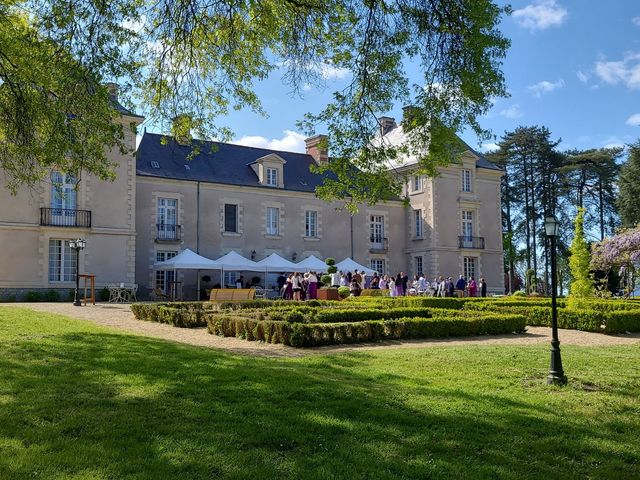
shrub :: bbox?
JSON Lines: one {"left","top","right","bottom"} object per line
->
{"left": 98, "top": 287, "right": 110, "bottom": 302}
{"left": 43, "top": 289, "right": 60, "bottom": 302}
{"left": 604, "top": 310, "right": 640, "bottom": 334}
{"left": 206, "top": 315, "right": 292, "bottom": 345}
{"left": 25, "top": 291, "right": 41, "bottom": 302}
{"left": 130, "top": 302, "right": 212, "bottom": 327}
{"left": 320, "top": 275, "right": 332, "bottom": 286}
{"left": 338, "top": 286, "right": 350, "bottom": 299}
{"left": 512, "top": 290, "right": 526, "bottom": 297}
{"left": 313, "top": 307, "right": 433, "bottom": 324}
{"left": 287, "top": 314, "right": 526, "bottom": 347}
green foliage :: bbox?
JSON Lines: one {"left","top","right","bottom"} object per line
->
{"left": 44, "top": 289, "right": 60, "bottom": 302}
{"left": 568, "top": 208, "right": 593, "bottom": 309}
{"left": 287, "top": 314, "right": 526, "bottom": 348}
{"left": 98, "top": 287, "right": 110, "bottom": 302}
{"left": 617, "top": 141, "right": 640, "bottom": 228}
{"left": 2, "top": 0, "right": 510, "bottom": 205}
{"left": 320, "top": 275, "right": 332, "bottom": 286}
{"left": 131, "top": 302, "right": 213, "bottom": 327}
{"left": 337, "top": 286, "right": 350, "bottom": 299}
{"left": 24, "top": 291, "right": 41, "bottom": 302}
{"left": 0, "top": 10, "right": 130, "bottom": 193}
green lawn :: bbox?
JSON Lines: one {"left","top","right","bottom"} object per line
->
{"left": 0, "top": 307, "right": 638, "bottom": 479}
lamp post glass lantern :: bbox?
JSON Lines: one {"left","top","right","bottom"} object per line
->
{"left": 544, "top": 215, "right": 566, "bottom": 385}
{"left": 70, "top": 238, "right": 86, "bottom": 306}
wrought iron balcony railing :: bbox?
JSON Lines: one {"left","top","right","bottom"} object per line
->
{"left": 458, "top": 236, "right": 485, "bottom": 249}
{"left": 369, "top": 236, "right": 388, "bottom": 253}
{"left": 156, "top": 224, "right": 181, "bottom": 242}
{"left": 40, "top": 208, "right": 91, "bottom": 228}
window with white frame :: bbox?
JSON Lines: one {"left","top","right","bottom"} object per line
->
{"left": 462, "top": 210, "right": 474, "bottom": 239}
{"left": 411, "top": 175, "right": 422, "bottom": 192}
{"left": 266, "top": 207, "right": 280, "bottom": 235}
{"left": 155, "top": 251, "right": 177, "bottom": 291}
{"left": 463, "top": 257, "right": 476, "bottom": 280}
{"left": 414, "top": 256, "right": 423, "bottom": 276}
{"left": 370, "top": 259, "right": 385, "bottom": 275}
{"left": 157, "top": 197, "right": 178, "bottom": 239}
{"left": 48, "top": 239, "right": 77, "bottom": 282}
{"left": 414, "top": 209, "right": 423, "bottom": 238}
{"left": 50, "top": 172, "right": 77, "bottom": 226}
{"left": 370, "top": 215, "right": 384, "bottom": 245}
{"left": 461, "top": 169, "right": 472, "bottom": 192}
{"left": 224, "top": 271, "right": 238, "bottom": 287}
{"left": 224, "top": 204, "right": 238, "bottom": 233}
{"left": 305, "top": 210, "right": 317, "bottom": 237}
{"left": 50, "top": 172, "right": 77, "bottom": 211}
{"left": 266, "top": 167, "right": 278, "bottom": 186}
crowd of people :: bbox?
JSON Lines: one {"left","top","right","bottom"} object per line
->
{"left": 273, "top": 270, "right": 488, "bottom": 299}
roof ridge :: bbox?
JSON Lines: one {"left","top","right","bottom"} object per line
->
{"left": 142, "top": 131, "right": 312, "bottom": 158}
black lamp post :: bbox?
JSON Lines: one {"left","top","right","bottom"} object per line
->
{"left": 544, "top": 215, "right": 566, "bottom": 385}
{"left": 70, "top": 238, "right": 86, "bottom": 307}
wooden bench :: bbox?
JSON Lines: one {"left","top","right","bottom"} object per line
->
{"left": 209, "top": 288, "right": 256, "bottom": 303}
{"left": 360, "top": 289, "right": 389, "bottom": 297}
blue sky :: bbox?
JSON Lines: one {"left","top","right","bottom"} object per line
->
{"left": 143, "top": 1, "right": 640, "bottom": 155}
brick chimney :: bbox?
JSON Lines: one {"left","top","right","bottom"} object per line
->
{"left": 305, "top": 134, "right": 328, "bottom": 164}
{"left": 106, "top": 82, "right": 119, "bottom": 102}
{"left": 378, "top": 116, "right": 397, "bottom": 135}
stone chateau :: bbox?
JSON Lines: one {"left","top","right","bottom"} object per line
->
{"left": 0, "top": 93, "right": 504, "bottom": 299}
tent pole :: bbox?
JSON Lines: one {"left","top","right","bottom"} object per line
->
{"left": 197, "top": 269, "right": 200, "bottom": 301}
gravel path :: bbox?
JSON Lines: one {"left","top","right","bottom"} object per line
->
{"left": 5, "top": 302, "right": 640, "bottom": 358}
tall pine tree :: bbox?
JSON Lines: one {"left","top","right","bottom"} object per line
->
{"left": 617, "top": 141, "right": 640, "bottom": 228}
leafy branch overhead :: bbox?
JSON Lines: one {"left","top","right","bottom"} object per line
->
{"left": 0, "top": 0, "right": 510, "bottom": 203}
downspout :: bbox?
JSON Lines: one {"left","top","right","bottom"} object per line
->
{"left": 350, "top": 214, "right": 354, "bottom": 259}
{"left": 196, "top": 181, "right": 200, "bottom": 253}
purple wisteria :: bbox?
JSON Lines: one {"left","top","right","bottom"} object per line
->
{"left": 591, "top": 227, "right": 640, "bottom": 271}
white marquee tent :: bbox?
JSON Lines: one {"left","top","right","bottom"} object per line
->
{"left": 213, "top": 251, "right": 264, "bottom": 272}
{"left": 336, "top": 258, "right": 376, "bottom": 276}
{"left": 256, "top": 253, "right": 299, "bottom": 273}
{"left": 295, "top": 255, "right": 328, "bottom": 272}
{"left": 154, "top": 249, "right": 220, "bottom": 298}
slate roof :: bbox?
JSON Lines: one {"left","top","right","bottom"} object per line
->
{"left": 136, "top": 132, "right": 332, "bottom": 192}
{"left": 112, "top": 99, "right": 144, "bottom": 119}
{"left": 459, "top": 139, "right": 502, "bottom": 171}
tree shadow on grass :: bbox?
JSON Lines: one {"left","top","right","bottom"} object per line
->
{"left": 0, "top": 332, "right": 637, "bottom": 479}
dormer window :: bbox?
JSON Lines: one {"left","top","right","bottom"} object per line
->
{"left": 266, "top": 167, "right": 278, "bottom": 187}
{"left": 248, "top": 153, "right": 286, "bottom": 188}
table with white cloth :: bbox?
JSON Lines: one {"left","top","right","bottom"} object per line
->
{"left": 107, "top": 283, "right": 138, "bottom": 303}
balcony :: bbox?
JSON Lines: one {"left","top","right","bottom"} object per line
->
{"left": 459, "top": 236, "right": 485, "bottom": 249}
{"left": 369, "top": 237, "right": 388, "bottom": 253}
{"left": 40, "top": 208, "right": 91, "bottom": 228}
{"left": 156, "top": 224, "right": 181, "bottom": 242}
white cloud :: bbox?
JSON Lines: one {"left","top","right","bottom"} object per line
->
{"left": 513, "top": 0, "right": 568, "bottom": 32}
{"left": 626, "top": 113, "right": 640, "bottom": 126}
{"left": 499, "top": 104, "right": 523, "bottom": 118}
{"left": 576, "top": 70, "right": 588, "bottom": 83}
{"left": 317, "top": 63, "right": 350, "bottom": 81}
{"left": 232, "top": 130, "right": 307, "bottom": 153}
{"left": 527, "top": 79, "right": 565, "bottom": 97}
{"left": 479, "top": 142, "right": 499, "bottom": 152}
{"left": 632, "top": 16, "right": 640, "bottom": 26}
{"left": 595, "top": 52, "right": 640, "bottom": 89}
{"left": 601, "top": 135, "right": 625, "bottom": 149}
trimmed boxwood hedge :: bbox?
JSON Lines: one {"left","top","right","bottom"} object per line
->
{"left": 131, "top": 302, "right": 213, "bottom": 327}
{"left": 207, "top": 313, "right": 526, "bottom": 347}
